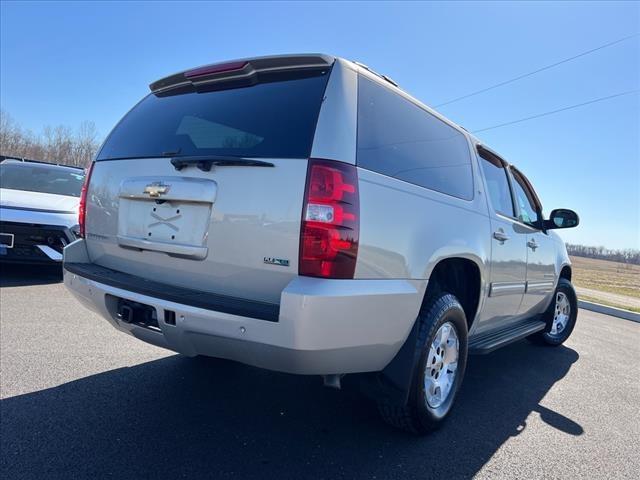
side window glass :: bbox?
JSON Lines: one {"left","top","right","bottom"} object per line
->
{"left": 478, "top": 150, "right": 515, "bottom": 217}
{"left": 356, "top": 75, "right": 474, "bottom": 200}
{"left": 511, "top": 171, "right": 541, "bottom": 226}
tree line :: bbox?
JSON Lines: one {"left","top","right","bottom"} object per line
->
{"left": 0, "top": 110, "right": 100, "bottom": 168}
{"left": 566, "top": 243, "right": 640, "bottom": 265}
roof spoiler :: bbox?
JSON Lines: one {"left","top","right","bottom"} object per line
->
{"left": 149, "top": 54, "right": 335, "bottom": 95}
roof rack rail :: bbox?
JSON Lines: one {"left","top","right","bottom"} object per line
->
{"left": 0, "top": 155, "right": 85, "bottom": 170}
{"left": 353, "top": 61, "right": 399, "bottom": 87}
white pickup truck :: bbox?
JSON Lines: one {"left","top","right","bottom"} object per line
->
{"left": 63, "top": 54, "right": 580, "bottom": 434}
{"left": 1, "top": 158, "right": 84, "bottom": 263}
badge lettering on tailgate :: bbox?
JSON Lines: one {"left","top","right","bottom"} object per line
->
{"left": 264, "top": 257, "right": 290, "bottom": 267}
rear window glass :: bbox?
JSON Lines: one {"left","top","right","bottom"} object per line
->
{"left": 97, "top": 72, "right": 330, "bottom": 161}
{"left": 357, "top": 76, "right": 473, "bottom": 200}
{"left": 0, "top": 163, "right": 85, "bottom": 197}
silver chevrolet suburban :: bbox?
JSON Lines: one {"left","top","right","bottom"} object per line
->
{"left": 63, "top": 54, "right": 580, "bottom": 434}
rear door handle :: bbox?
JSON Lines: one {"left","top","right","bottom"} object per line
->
{"left": 527, "top": 239, "right": 539, "bottom": 250}
{"left": 493, "top": 231, "right": 510, "bottom": 242}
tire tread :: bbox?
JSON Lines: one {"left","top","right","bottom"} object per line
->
{"left": 377, "top": 291, "right": 467, "bottom": 434}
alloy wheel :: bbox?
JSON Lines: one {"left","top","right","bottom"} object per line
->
{"left": 424, "top": 322, "right": 459, "bottom": 409}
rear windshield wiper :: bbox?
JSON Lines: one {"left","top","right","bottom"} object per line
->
{"left": 170, "top": 155, "right": 275, "bottom": 172}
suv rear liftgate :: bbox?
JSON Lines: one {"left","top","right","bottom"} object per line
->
{"left": 76, "top": 55, "right": 334, "bottom": 309}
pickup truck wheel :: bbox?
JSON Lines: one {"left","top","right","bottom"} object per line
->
{"left": 528, "top": 278, "right": 578, "bottom": 346}
{"left": 377, "top": 293, "right": 468, "bottom": 435}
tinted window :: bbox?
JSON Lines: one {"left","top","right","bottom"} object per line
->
{"left": 0, "top": 163, "right": 85, "bottom": 197}
{"left": 357, "top": 76, "right": 473, "bottom": 200}
{"left": 478, "top": 151, "right": 514, "bottom": 217}
{"left": 97, "top": 72, "right": 330, "bottom": 161}
{"left": 511, "top": 170, "right": 541, "bottom": 226}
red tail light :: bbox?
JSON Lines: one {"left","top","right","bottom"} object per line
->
{"left": 299, "top": 159, "right": 359, "bottom": 279}
{"left": 78, "top": 162, "right": 94, "bottom": 238}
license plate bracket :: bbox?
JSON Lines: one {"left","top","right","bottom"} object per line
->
{"left": 117, "top": 199, "right": 211, "bottom": 259}
{"left": 116, "top": 176, "right": 216, "bottom": 259}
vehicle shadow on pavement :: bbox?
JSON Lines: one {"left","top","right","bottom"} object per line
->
{"left": 0, "top": 263, "right": 62, "bottom": 287}
{"left": 1, "top": 343, "right": 580, "bottom": 479}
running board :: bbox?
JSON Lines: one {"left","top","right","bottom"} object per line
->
{"left": 469, "top": 319, "right": 546, "bottom": 355}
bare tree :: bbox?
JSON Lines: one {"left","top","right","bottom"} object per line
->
{"left": 72, "top": 121, "right": 99, "bottom": 167}
{"left": 0, "top": 110, "right": 100, "bottom": 167}
{"left": 43, "top": 125, "right": 74, "bottom": 164}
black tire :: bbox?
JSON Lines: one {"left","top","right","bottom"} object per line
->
{"left": 528, "top": 278, "right": 578, "bottom": 346}
{"left": 378, "top": 292, "right": 468, "bottom": 435}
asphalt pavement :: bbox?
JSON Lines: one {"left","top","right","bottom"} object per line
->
{"left": 1, "top": 264, "right": 639, "bottom": 479}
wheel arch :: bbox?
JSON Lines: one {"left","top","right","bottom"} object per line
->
{"left": 559, "top": 264, "right": 572, "bottom": 281}
{"left": 422, "top": 253, "right": 486, "bottom": 331}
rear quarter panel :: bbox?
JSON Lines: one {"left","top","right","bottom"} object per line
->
{"left": 355, "top": 166, "right": 491, "bottom": 287}
{"left": 350, "top": 64, "right": 491, "bottom": 304}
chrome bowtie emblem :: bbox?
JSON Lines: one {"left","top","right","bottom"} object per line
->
{"left": 143, "top": 182, "right": 170, "bottom": 197}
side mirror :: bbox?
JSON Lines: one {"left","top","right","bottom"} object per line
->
{"left": 545, "top": 209, "right": 579, "bottom": 230}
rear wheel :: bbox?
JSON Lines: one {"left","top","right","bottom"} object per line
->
{"left": 528, "top": 278, "right": 578, "bottom": 346}
{"left": 378, "top": 292, "right": 468, "bottom": 435}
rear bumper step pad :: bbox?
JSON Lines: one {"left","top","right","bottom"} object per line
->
{"left": 63, "top": 262, "right": 280, "bottom": 322}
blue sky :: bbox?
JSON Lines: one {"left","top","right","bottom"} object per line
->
{"left": 1, "top": 1, "right": 638, "bottom": 249}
